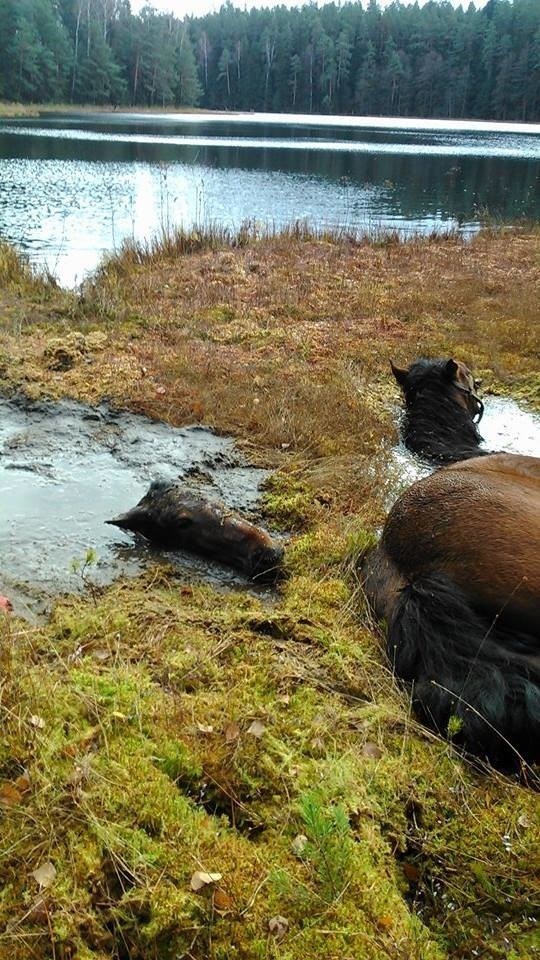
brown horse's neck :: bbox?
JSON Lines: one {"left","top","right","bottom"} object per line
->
{"left": 401, "top": 391, "right": 488, "bottom": 465}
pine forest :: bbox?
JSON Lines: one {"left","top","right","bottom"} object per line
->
{"left": 0, "top": 0, "right": 538, "bottom": 123}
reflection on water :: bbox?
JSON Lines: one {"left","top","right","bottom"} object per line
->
{"left": 0, "top": 112, "right": 538, "bottom": 286}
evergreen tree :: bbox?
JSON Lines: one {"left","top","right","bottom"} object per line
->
{"left": 177, "top": 27, "right": 202, "bottom": 107}
{"left": 354, "top": 40, "right": 377, "bottom": 115}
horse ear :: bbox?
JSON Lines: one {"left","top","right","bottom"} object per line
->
{"left": 390, "top": 360, "right": 409, "bottom": 388}
{"left": 444, "top": 358, "right": 459, "bottom": 381}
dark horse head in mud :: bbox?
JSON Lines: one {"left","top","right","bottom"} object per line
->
{"left": 363, "top": 358, "right": 540, "bottom": 772}
{"left": 108, "top": 481, "right": 284, "bottom": 584}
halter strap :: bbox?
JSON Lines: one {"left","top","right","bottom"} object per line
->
{"left": 452, "top": 382, "right": 484, "bottom": 423}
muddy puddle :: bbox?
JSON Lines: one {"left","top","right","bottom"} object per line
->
{"left": 390, "top": 395, "right": 540, "bottom": 492}
{"left": 0, "top": 396, "right": 271, "bottom": 619}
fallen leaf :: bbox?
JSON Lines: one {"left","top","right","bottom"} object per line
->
{"left": 377, "top": 914, "right": 394, "bottom": 931}
{"left": 268, "top": 915, "right": 289, "bottom": 939}
{"left": 0, "top": 595, "right": 13, "bottom": 613}
{"left": 517, "top": 813, "right": 532, "bottom": 829}
{"left": 29, "top": 715, "right": 45, "bottom": 730}
{"left": 93, "top": 648, "right": 111, "bottom": 661}
{"left": 25, "top": 897, "right": 50, "bottom": 925}
{"left": 224, "top": 721, "right": 240, "bottom": 743}
{"left": 156, "top": 386, "right": 166, "bottom": 395}
{"left": 402, "top": 863, "right": 420, "bottom": 883}
{"left": 190, "top": 870, "right": 222, "bottom": 892}
{"left": 213, "top": 888, "right": 234, "bottom": 913}
{"left": 362, "top": 741, "right": 383, "bottom": 760}
{"left": 32, "top": 862, "right": 56, "bottom": 889}
{"left": 247, "top": 720, "right": 266, "bottom": 738}
{"left": 196, "top": 723, "right": 214, "bottom": 734}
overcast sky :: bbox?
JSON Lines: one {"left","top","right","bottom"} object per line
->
{"left": 130, "top": 0, "right": 489, "bottom": 17}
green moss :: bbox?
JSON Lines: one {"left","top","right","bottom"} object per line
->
{"left": 154, "top": 739, "right": 204, "bottom": 784}
{"left": 203, "top": 304, "right": 237, "bottom": 324}
{"left": 0, "top": 573, "right": 538, "bottom": 959}
{"left": 262, "top": 468, "right": 318, "bottom": 530}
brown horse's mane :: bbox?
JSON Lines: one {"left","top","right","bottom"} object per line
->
{"left": 392, "top": 357, "right": 487, "bottom": 464}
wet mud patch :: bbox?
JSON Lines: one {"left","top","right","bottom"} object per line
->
{"left": 0, "top": 396, "right": 271, "bottom": 618}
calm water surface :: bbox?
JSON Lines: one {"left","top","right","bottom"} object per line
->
{"left": 0, "top": 111, "right": 539, "bottom": 286}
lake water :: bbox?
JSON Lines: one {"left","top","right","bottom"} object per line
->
{"left": 0, "top": 111, "right": 539, "bottom": 286}
{"left": 391, "top": 395, "right": 540, "bottom": 495}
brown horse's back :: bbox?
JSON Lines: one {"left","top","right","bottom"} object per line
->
{"left": 447, "top": 452, "right": 540, "bottom": 483}
{"left": 382, "top": 454, "right": 540, "bottom": 633}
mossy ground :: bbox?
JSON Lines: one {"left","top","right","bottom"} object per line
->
{"left": 0, "top": 229, "right": 539, "bottom": 959}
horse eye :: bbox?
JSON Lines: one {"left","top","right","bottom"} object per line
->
{"left": 474, "top": 378, "right": 482, "bottom": 389}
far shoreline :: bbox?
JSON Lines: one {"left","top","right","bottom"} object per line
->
{"left": 1, "top": 101, "right": 540, "bottom": 135}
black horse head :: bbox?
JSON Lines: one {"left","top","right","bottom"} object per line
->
{"left": 391, "top": 357, "right": 487, "bottom": 465}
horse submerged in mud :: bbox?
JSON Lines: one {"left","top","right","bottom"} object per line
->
{"left": 362, "top": 358, "right": 539, "bottom": 770}
{"left": 108, "top": 485, "right": 284, "bottom": 584}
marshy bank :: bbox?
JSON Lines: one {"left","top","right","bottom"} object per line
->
{"left": 0, "top": 227, "right": 539, "bottom": 960}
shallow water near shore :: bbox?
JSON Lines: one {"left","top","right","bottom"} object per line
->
{"left": 0, "top": 111, "right": 538, "bottom": 286}
{"left": 0, "top": 396, "right": 270, "bottom": 619}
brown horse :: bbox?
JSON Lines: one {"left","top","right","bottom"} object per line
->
{"left": 363, "top": 359, "right": 540, "bottom": 769}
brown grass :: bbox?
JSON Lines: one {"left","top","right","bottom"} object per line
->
{"left": 2, "top": 226, "right": 538, "bottom": 513}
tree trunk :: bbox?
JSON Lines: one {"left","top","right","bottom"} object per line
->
{"left": 133, "top": 51, "right": 140, "bottom": 104}
{"left": 71, "top": 2, "right": 82, "bottom": 102}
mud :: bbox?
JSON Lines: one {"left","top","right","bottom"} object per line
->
{"left": 0, "top": 396, "right": 271, "bottom": 619}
